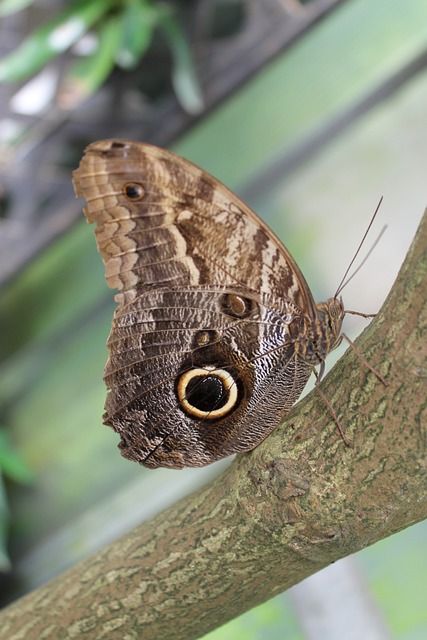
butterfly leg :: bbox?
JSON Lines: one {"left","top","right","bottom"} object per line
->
{"left": 341, "top": 332, "right": 388, "bottom": 387}
{"left": 313, "top": 373, "right": 351, "bottom": 446}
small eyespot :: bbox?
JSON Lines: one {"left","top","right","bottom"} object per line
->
{"left": 177, "top": 366, "right": 239, "bottom": 420}
{"left": 220, "top": 293, "right": 253, "bottom": 318}
{"left": 192, "top": 329, "right": 220, "bottom": 348}
{"left": 123, "top": 182, "right": 145, "bottom": 201}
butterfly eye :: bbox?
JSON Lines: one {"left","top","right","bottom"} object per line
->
{"left": 123, "top": 182, "right": 145, "bottom": 201}
{"left": 177, "top": 366, "right": 238, "bottom": 420}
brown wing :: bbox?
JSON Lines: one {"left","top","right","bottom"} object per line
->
{"left": 101, "top": 287, "right": 311, "bottom": 469}
{"left": 72, "top": 139, "right": 316, "bottom": 318}
{"left": 73, "top": 139, "right": 317, "bottom": 469}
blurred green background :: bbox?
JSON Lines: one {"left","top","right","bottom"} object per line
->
{"left": 0, "top": 0, "right": 426, "bottom": 637}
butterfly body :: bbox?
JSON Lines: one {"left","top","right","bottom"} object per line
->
{"left": 73, "top": 140, "right": 344, "bottom": 469}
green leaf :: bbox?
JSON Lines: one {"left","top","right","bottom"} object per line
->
{"left": 58, "top": 14, "right": 123, "bottom": 109}
{"left": 0, "top": 0, "right": 115, "bottom": 83}
{"left": 0, "top": 0, "right": 35, "bottom": 19}
{"left": 115, "top": 0, "right": 156, "bottom": 70}
{"left": 157, "top": 5, "right": 204, "bottom": 115}
{"left": 0, "top": 428, "right": 33, "bottom": 485}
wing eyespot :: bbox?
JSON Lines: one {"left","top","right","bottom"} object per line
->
{"left": 220, "top": 293, "right": 254, "bottom": 319}
{"left": 177, "top": 366, "right": 239, "bottom": 420}
{"left": 123, "top": 182, "right": 145, "bottom": 201}
{"left": 192, "top": 330, "right": 221, "bottom": 348}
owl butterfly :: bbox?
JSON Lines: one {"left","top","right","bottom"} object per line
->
{"left": 73, "top": 140, "right": 377, "bottom": 469}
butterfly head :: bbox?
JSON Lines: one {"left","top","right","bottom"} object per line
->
{"left": 316, "top": 297, "right": 345, "bottom": 351}
{"left": 300, "top": 296, "right": 345, "bottom": 367}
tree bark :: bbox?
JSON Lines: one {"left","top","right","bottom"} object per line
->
{"left": 1, "top": 211, "right": 426, "bottom": 640}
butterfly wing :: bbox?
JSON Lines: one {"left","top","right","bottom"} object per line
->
{"left": 73, "top": 139, "right": 316, "bottom": 313}
{"left": 73, "top": 139, "right": 314, "bottom": 468}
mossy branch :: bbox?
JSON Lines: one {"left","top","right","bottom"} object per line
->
{"left": 0, "top": 211, "right": 425, "bottom": 640}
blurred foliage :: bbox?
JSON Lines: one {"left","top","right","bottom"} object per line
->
{"left": 0, "top": 428, "right": 32, "bottom": 571}
{"left": 0, "top": 0, "right": 203, "bottom": 113}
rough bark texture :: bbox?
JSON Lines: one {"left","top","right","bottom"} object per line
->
{"left": 0, "top": 211, "right": 426, "bottom": 640}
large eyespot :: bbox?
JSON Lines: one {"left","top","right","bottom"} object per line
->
{"left": 123, "top": 182, "right": 145, "bottom": 201}
{"left": 177, "top": 366, "right": 239, "bottom": 419}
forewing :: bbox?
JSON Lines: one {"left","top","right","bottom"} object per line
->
{"left": 73, "top": 139, "right": 316, "bottom": 316}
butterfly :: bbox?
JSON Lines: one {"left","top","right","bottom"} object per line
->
{"left": 73, "top": 139, "right": 354, "bottom": 469}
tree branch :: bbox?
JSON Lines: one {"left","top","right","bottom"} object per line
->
{"left": 1, "top": 211, "right": 425, "bottom": 640}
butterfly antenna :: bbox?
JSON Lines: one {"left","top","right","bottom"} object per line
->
{"left": 337, "top": 225, "right": 387, "bottom": 295}
{"left": 335, "top": 197, "right": 384, "bottom": 298}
